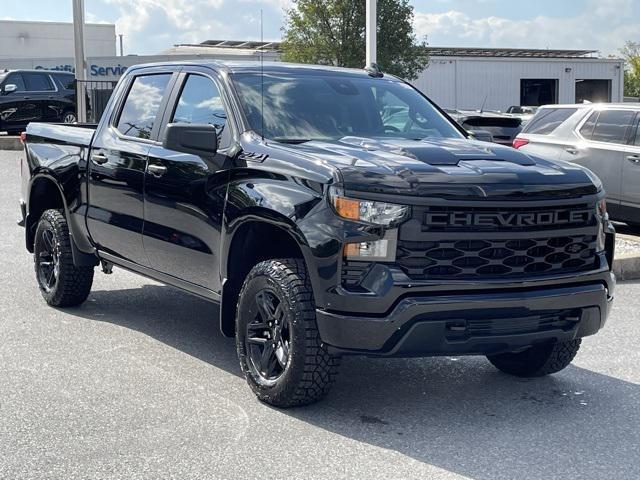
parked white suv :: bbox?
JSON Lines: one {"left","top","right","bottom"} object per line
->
{"left": 514, "top": 104, "right": 640, "bottom": 227}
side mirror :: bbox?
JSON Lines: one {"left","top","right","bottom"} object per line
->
{"left": 3, "top": 84, "right": 17, "bottom": 94}
{"left": 163, "top": 123, "right": 218, "bottom": 157}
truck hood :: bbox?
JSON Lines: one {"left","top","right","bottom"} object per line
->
{"left": 271, "top": 136, "right": 599, "bottom": 198}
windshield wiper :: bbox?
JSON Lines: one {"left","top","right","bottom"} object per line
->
{"left": 272, "top": 138, "right": 312, "bottom": 144}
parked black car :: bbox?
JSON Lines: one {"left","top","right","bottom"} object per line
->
{"left": 448, "top": 109, "right": 523, "bottom": 146}
{"left": 20, "top": 61, "right": 615, "bottom": 407}
{"left": 0, "top": 70, "right": 77, "bottom": 135}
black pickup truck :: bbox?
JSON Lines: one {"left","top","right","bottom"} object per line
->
{"left": 19, "top": 61, "right": 616, "bottom": 407}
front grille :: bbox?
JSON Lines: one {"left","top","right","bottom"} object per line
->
{"left": 339, "top": 200, "right": 600, "bottom": 288}
{"left": 418, "top": 203, "right": 594, "bottom": 232}
{"left": 396, "top": 235, "right": 598, "bottom": 280}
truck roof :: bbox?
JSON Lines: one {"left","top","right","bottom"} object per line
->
{"left": 126, "top": 60, "right": 400, "bottom": 79}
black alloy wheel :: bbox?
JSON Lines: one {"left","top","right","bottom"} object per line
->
{"left": 245, "top": 290, "right": 292, "bottom": 383}
{"left": 36, "top": 226, "right": 60, "bottom": 293}
{"left": 235, "top": 258, "right": 339, "bottom": 407}
{"left": 33, "top": 209, "right": 94, "bottom": 307}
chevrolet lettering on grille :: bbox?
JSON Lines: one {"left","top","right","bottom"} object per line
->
{"left": 424, "top": 209, "right": 592, "bottom": 228}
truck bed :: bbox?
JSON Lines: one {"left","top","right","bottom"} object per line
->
{"left": 26, "top": 122, "right": 97, "bottom": 147}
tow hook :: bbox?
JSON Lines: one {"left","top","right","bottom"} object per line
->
{"left": 101, "top": 260, "right": 113, "bottom": 274}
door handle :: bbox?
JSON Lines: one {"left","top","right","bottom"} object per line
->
{"left": 565, "top": 147, "right": 579, "bottom": 155}
{"left": 627, "top": 155, "right": 640, "bottom": 164}
{"left": 147, "top": 164, "right": 167, "bottom": 177}
{"left": 23, "top": 96, "right": 31, "bottom": 100}
{"left": 91, "top": 153, "right": 109, "bottom": 165}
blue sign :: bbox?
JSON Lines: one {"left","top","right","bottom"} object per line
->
{"left": 35, "top": 64, "right": 128, "bottom": 77}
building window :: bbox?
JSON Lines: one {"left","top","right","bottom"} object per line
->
{"left": 520, "top": 79, "right": 558, "bottom": 106}
{"left": 576, "top": 80, "right": 611, "bottom": 103}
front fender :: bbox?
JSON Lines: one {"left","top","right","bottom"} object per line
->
{"left": 221, "top": 175, "right": 323, "bottom": 280}
{"left": 221, "top": 173, "right": 382, "bottom": 310}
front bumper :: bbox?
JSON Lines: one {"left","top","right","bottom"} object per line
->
{"left": 317, "top": 274, "right": 614, "bottom": 357}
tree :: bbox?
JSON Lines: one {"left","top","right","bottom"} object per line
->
{"left": 281, "top": 0, "right": 429, "bottom": 80}
{"left": 620, "top": 41, "right": 640, "bottom": 98}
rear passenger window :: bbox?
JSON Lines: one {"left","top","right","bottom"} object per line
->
{"left": 54, "top": 74, "right": 75, "bottom": 90}
{"left": 171, "top": 74, "right": 230, "bottom": 148}
{"left": 116, "top": 74, "right": 172, "bottom": 139}
{"left": 590, "top": 110, "right": 635, "bottom": 144}
{"left": 579, "top": 111, "right": 599, "bottom": 139}
{"left": 523, "top": 108, "right": 577, "bottom": 135}
{"left": 23, "top": 72, "right": 54, "bottom": 91}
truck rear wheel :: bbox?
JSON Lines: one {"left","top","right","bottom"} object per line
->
{"left": 235, "top": 258, "right": 340, "bottom": 407}
{"left": 487, "top": 339, "right": 582, "bottom": 377}
{"left": 34, "top": 209, "right": 94, "bottom": 307}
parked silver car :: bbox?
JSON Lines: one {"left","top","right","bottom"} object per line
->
{"left": 514, "top": 103, "right": 640, "bottom": 226}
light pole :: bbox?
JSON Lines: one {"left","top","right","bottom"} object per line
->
{"left": 72, "top": 0, "right": 87, "bottom": 123}
{"left": 365, "top": 0, "right": 377, "bottom": 68}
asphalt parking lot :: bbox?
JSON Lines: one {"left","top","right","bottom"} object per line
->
{"left": 0, "top": 150, "right": 639, "bottom": 480}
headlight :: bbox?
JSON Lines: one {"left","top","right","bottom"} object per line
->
{"left": 329, "top": 187, "right": 409, "bottom": 226}
{"left": 344, "top": 230, "right": 398, "bottom": 262}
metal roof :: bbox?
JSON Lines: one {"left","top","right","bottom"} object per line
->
{"left": 197, "top": 40, "right": 282, "bottom": 51}
{"left": 425, "top": 47, "right": 598, "bottom": 58}
{"left": 178, "top": 41, "right": 601, "bottom": 59}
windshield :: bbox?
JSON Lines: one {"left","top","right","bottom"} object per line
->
{"left": 231, "top": 72, "right": 463, "bottom": 143}
{"left": 0, "top": 73, "right": 7, "bottom": 85}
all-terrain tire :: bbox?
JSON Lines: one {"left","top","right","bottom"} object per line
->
{"left": 487, "top": 339, "right": 582, "bottom": 377}
{"left": 34, "top": 209, "right": 94, "bottom": 307}
{"left": 235, "top": 258, "right": 340, "bottom": 407}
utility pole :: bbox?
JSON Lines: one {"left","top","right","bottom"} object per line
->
{"left": 365, "top": 0, "right": 377, "bottom": 67}
{"left": 72, "top": 0, "right": 88, "bottom": 122}
{"left": 119, "top": 34, "right": 124, "bottom": 56}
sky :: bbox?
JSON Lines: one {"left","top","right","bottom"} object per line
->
{"left": 2, "top": 0, "right": 638, "bottom": 57}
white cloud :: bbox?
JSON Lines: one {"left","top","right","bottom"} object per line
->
{"left": 413, "top": 0, "right": 635, "bottom": 56}
{"left": 91, "top": 0, "right": 637, "bottom": 57}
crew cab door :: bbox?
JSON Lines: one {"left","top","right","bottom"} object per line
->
{"left": 563, "top": 108, "right": 635, "bottom": 208}
{"left": 87, "top": 70, "right": 177, "bottom": 266}
{"left": 143, "top": 69, "right": 233, "bottom": 292}
{"left": 622, "top": 113, "right": 640, "bottom": 220}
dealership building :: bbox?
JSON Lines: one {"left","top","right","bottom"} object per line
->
{"left": 0, "top": 20, "right": 626, "bottom": 112}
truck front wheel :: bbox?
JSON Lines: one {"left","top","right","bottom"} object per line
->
{"left": 34, "top": 209, "right": 94, "bottom": 307}
{"left": 235, "top": 259, "right": 340, "bottom": 407}
{"left": 487, "top": 339, "right": 582, "bottom": 377}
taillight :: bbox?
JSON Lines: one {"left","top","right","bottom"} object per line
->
{"left": 20, "top": 132, "right": 26, "bottom": 143}
{"left": 512, "top": 138, "right": 529, "bottom": 149}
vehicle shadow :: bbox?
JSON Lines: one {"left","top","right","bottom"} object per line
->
{"left": 72, "top": 284, "right": 639, "bottom": 480}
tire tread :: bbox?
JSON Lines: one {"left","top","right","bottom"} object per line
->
{"left": 35, "top": 209, "right": 94, "bottom": 307}
{"left": 487, "top": 339, "right": 582, "bottom": 377}
{"left": 236, "top": 258, "right": 339, "bottom": 407}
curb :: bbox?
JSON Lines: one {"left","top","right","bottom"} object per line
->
{"left": 0, "top": 136, "right": 22, "bottom": 151}
{"left": 613, "top": 253, "right": 640, "bottom": 281}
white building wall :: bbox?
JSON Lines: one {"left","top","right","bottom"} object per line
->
{"left": 412, "top": 56, "right": 624, "bottom": 111}
{"left": 0, "top": 20, "right": 116, "bottom": 59}
{"left": 0, "top": 53, "right": 280, "bottom": 81}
